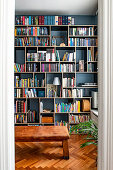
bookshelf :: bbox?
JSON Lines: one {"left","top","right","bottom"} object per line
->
{"left": 14, "top": 15, "right": 98, "bottom": 131}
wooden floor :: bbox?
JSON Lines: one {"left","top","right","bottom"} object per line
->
{"left": 15, "top": 135, "right": 97, "bottom": 170}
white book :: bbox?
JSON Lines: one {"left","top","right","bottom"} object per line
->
{"left": 63, "top": 89, "right": 65, "bottom": 97}
{"left": 55, "top": 16, "right": 58, "bottom": 25}
{"left": 27, "top": 18, "right": 29, "bottom": 25}
{"left": 52, "top": 53, "right": 55, "bottom": 61}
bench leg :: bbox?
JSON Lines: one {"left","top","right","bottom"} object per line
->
{"left": 63, "top": 139, "right": 69, "bottom": 159}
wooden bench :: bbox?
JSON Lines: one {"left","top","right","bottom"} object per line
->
{"left": 15, "top": 126, "right": 70, "bottom": 159}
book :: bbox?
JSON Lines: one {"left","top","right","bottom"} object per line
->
{"left": 55, "top": 16, "right": 58, "bottom": 25}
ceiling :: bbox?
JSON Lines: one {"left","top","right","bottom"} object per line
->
{"left": 15, "top": 0, "right": 98, "bottom": 15}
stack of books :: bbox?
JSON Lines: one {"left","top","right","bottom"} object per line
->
{"left": 62, "top": 52, "right": 75, "bottom": 61}
{"left": 15, "top": 37, "right": 50, "bottom": 46}
{"left": 88, "top": 63, "right": 95, "bottom": 72}
{"left": 69, "top": 38, "right": 97, "bottom": 46}
{"left": 34, "top": 76, "right": 45, "bottom": 87}
{"left": 55, "top": 121, "right": 68, "bottom": 127}
{"left": 27, "top": 110, "right": 36, "bottom": 123}
{"left": 63, "top": 77, "right": 75, "bottom": 87}
{"left": 88, "top": 48, "right": 94, "bottom": 61}
{"left": 14, "top": 77, "right": 34, "bottom": 87}
{"left": 15, "top": 27, "right": 48, "bottom": 36}
{"left": 27, "top": 53, "right": 38, "bottom": 61}
{"left": 15, "top": 100, "right": 26, "bottom": 112}
{"left": 26, "top": 89, "right": 37, "bottom": 98}
{"left": 55, "top": 102, "right": 80, "bottom": 113}
{"left": 15, "top": 16, "right": 75, "bottom": 26}
{"left": 75, "top": 38, "right": 97, "bottom": 46}
{"left": 26, "top": 63, "right": 39, "bottom": 72}
{"left": 14, "top": 88, "right": 27, "bottom": 98}
{"left": 14, "top": 63, "right": 25, "bottom": 72}
{"left": 41, "top": 63, "right": 59, "bottom": 72}
{"left": 60, "top": 64, "right": 75, "bottom": 72}
{"left": 38, "top": 49, "right": 57, "bottom": 61}
{"left": 69, "top": 114, "right": 90, "bottom": 123}
{"left": 14, "top": 114, "right": 26, "bottom": 123}
{"left": 69, "top": 27, "right": 94, "bottom": 36}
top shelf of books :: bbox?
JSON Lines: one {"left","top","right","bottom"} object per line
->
{"left": 15, "top": 15, "right": 97, "bottom": 26}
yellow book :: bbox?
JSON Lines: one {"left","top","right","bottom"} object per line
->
{"left": 56, "top": 104, "right": 57, "bottom": 112}
{"left": 28, "top": 78, "right": 30, "bottom": 87}
{"left": 15, "top": 28, "right": 17, "bottom": 36}
{"left": 14, "top": 64, "right": 17, "bottom": 72}
{"left": 75, "top": 38, "right": 76, "bottom": 46}
{"left": 78, "top": 101, "right": 80, "bottom": 112}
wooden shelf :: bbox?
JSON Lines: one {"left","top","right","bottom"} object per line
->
{"left": 76, "top": 86, "right": 98, "bottom": 88}
{"left": 69, "top": 35, "right": 97, "bottom": 38}
{"left": 88, "top": 61, "right": 98, "bottom": 63}
{"left": 15, "top": 35, "right": 50, "bottom": 37}
{"left": 14, "top": 97, "right": 92, "bottom": 99}
{"left": 15, "top": 112, "right": 26, "bottom": 114}
{"left": 14, "top": 46, "right": 97, "bottom": 48}
{"left": 14, "top": 87, "right": 45, "bottom": 88}
{"left": 15, "top": 24, "right": 97, "bottom": 27}
{"left": 76, "top": 72, "right": 98, "bottom": 73}
{"left": 26, "top": 61, "right": 75, "bottom": 63}
{"left": 55, "top": 112, "right": 90, "bottom": 114}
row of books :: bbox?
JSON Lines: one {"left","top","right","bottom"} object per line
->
{"left": 69, "top": 27, "right": 95, "bottom": 36}
{"left": 14, "top": 114, "right": 27, "bottom": 123}
{"left": 27, "top": 53, "right": 38, "bottom": 61}
{"left": 15, "top": 27, "right": 48, "bottom": 36}
{"left": 38, "top": 49, "right": 57, "bottom": 61}
{"left": 55, "top": 101, "right": 80, "bottom": 113}
{"left": 63, "top": 89, "right": 82, "bottom": 98}
{"left": 41, "top": 63, "right": 59, "bottom": 72}
{"left": 14, "top": 88, "right": 27, "bottom": 98}
{"left": 27, "top": 51, "right": 76, "bottom": 62}
{"left": 14, "top": 63, "right": 25, "bottom": 72}
{"left": 69, "top": 114, "right": 90, "bottom": 124}
{"left": 69, "top": 38, "right": 97, "bottom": 46}
{"left": 27, "top": 89, "right": 37, "bottom": 98}
{"left": 60, "top": 64, "right": 75, "bottom": 72}
{"left": 55, "top": 121, "right": 68, "bottom": 127}
{"left": 47, "top": 89, "right": 57, "bottom": 97}
{"left": 15, "top": 16, "right": 75, "bottom": 25}
{"left": 15, "top": 101, "right": 26, "bottom": 112}
{"left": 88, "top": 63, "right": 95, "bottom": 72}
{"left": 15, "top": 37, "right": 50, "bottom": 46}
{"left": 14, "top": 77, "right": 33, "bottom": 87}
{"left": 34, "top": 76, "right": 45, "bottom": 87}
{"left": 62, "top": 52, "right": 75, "bottom": 61}
{"left": 88, "top": 48, "right": 94, "bottom": 61}
{"left": 27, "top": 110, "right": 36, "bottom": 123}
{"left": 26, "top": 63, "right": 39, "bottom": 72}
{"left": 63, "top": 77, "right": 75, "bottom": 87}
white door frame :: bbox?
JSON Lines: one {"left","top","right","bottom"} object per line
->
{"left": 0, "top": 0, "right": 113, "bottom": 169}
{"left": 98, "top": 0, "right": 113, "bottom": 169}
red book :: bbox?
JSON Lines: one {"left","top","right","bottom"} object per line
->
{"left": 23, "top": 16, "right": 25, "bottom": 25}
{"left": 49, "top": 63, "right": 51, "bottom": 72}
{"left": 60, "top": 17, "right": 62, "bottom": 25}
{"left": 21, "top": 65, "right": 23, "bottom": 72}
{"left": 39, "top": 16, "right": 42, "bottom": 25}
{"left": 58, "top": 16, "right": 60, "bottom": 25}
{"left": 42, "top": 16, "right": 44, "bottom": 25}
{"left": 73, "top": 77, "right": 74, "bottom": 87}
{"left": 33, "top": 16, "right": 35, "bottom": 25}
{"left": 24, "top": 102, "right": 25, "bottom": 112}
{"left": 16, "top": 101, "right": 17, "bottom": 112}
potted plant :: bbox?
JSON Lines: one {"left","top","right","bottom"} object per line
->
{"left": 70, "top": 120, "right": 98, "bottom": 148}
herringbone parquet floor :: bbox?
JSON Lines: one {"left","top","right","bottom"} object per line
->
{"left": 15, "top": 135, "right": 97, "bottom": 170}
